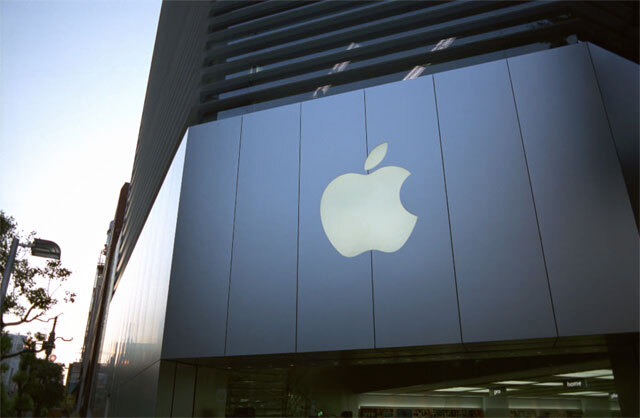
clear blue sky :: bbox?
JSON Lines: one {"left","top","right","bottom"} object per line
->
{"left": 1, "top": 0, "right": 161, "bottom": 367}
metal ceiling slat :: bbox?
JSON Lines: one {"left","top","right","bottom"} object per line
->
{"left": 569, "top": 2, "right": 638, "bottom": 62}
{"left": 588, "top": 1, "right": 637, "bottom": 21}
{"left": 202, "top": 1, "right": 511, "bottom": 77}
{"left": 200, "top": 2, "right": 568, "bottom": 99}
{"left": 198, "top": 19, "right": 580, "bottom": 119}
{"left": 208, "top": 1, "right": 364, "bottom": 43}
{"left": 204, "top": 1, "right": 440, "bottom": 61}
{"left": 209, "top": 1, "right": 257, "bottom": 18}
{"left": 569, "top": 1, "right": 627, "bottom": 34}
{"left": 208, "top": 1, "right": 307, "bottom": 32}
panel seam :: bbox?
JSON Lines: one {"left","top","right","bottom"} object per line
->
{"left": 506, "top": 59, "right": 560, "bottom": 338}
{"left": 363, "top": 89, "right": 377, "bottom": 348}
{"left": 585, "top": 43, "right": 624, "bottom": 176}
{"left": 170, "top": 362, "right": 178, "bottom": 417}
{"left": 585, "top": 43, "right": 636, "bottom": 227}
{"left": 295, "top": 103, "right": 302, "bottom": 353}
{"left": 191, "top": 365, "right": 198, "bottom": 417}
{"left": 224, "top": 116, "right": 243, "bottom": 356}
{"left": 431, "top": 75, "right": 464, "bottom": 345}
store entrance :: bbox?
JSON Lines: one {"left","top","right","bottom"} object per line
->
{"left": 160, "top": 333, "right": 637, "bottom": 417}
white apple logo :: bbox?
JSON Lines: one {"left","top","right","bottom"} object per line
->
{"left": 320, "top": 142, "right": 418, "bottom": 258}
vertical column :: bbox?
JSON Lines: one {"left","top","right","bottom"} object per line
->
{"left": 608, "top": 334, "right": 639, "bottom": 418}
{"left": 155, "top": 361, "right": 176, "bottom": 417}
{"left": 171, "top": 363, "right": 196, "bottom": 417}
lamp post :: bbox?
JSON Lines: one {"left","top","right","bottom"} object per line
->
{"left": 0, "top": 237, "right": 61, "bottom": 329}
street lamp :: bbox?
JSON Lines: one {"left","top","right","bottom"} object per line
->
{"left": 0, "top": 237, "right": 61, "bottom": 327}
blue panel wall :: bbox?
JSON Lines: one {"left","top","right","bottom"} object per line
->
{"left": 158, "top": 44, "right": 638, "bottom": 361}
{"left": 434, "top": 59, "right": 557, "bottom": 343}
{"left": 298, "top": 90, "right": 375, "bottom": 352}
{"left": 508, "top": 43, "right": 639, "bottom": 336}
{"left": 587, "top": 43, "right": 639, "bottom": 227}
{"left": 226, "top": 104, "right": 300, "bottom": 356}
{"left": 364, "top": 77, "right": 461, "bottom": 348}
{"left": 163, "top": 118, "right": 241, "bottom": 358}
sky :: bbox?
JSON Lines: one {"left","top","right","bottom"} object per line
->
{"left": 0, "top": 0, "right": 161, "bottom": 368}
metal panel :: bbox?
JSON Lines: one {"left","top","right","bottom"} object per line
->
{"left": 163, "top": 118, "right": 242, "bottom": 358}
{"left": 364, "top": 76, "right": 461, "bottom": 348}
{"left": 508, "top": 43, "right": 639, "bottom": 336}
{"left": 587, "top": 43, "right": 639, "bottom": 226}
{"left": 434, "top": 59, "right": 557, "bottom": 343}
{"left": 298, "top": 90, "right": 374, "bottom": 352}
{"left": 226, "top": 104, "right": 300, "bottom": 356}
{"left": 95, "top": 139, "right": 186, "bottom": 414}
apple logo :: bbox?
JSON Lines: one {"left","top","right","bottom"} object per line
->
{"left": 320, "top": 142, "right": 418, "bottom": 258}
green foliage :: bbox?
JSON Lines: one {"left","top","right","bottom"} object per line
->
{"left": 1, "top": 212, "right": 74, "bottom": 415}
{"left": 5, "top": 351, "right": 66, "bottom": 417}
{"left": 1, "top": 212, "right": 74, "bottom": 327}
{"left": 0, "top": 211, "right": 74, "bottom": 340}
{"left": 1, "top": 369, "right": 15, "bottom": 417}
{"left": 13, "top": 352, "right": 65, "bottom": 417}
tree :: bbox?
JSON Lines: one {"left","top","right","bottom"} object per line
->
{"left": 0, "top": 211, "right": 75, "bottom": 359}
{"left": 11, "top": 351, "right": 65, "bottom": 417}
{"left": 0, "top": 211, "right": 75, "bottom": 416}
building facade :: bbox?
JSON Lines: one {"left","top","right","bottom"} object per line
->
{"left": 85, "top": 2, "right": 638, "bottom": 417}
{"left": 1, "top": 334, "right": 26, "bottom": 395}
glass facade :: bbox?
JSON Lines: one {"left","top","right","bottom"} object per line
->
{"left": 89, "top": 140, "right": 186, "bottom": 417}
{"left": 149, "top": 348, "right": 628, "bottom": 418}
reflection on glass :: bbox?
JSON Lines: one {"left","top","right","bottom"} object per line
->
{"left": 88, "top": 138, "right": 187, "bottom": 416}
{"left": 313, "top": 42, "right": 360, "bottom": 98}
{"left": 403, "top": 37, "right": 457, "bottom": 81}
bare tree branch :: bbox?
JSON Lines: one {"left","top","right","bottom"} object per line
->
{"left": 0, "top": 344, "right": 46, "bottom": 360}
{"left": 3, "top": 306, "right": 45, "bottom": 327}
{"left": 34, "top": 316, "right": 58, "bottom": 323}
{"left": 55, "top": 336, "right": 73, "bottom": 342}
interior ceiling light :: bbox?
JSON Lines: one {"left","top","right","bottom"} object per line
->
{"left": 560, "top": 391, "right": 609, "bottom": 397}
{"left": 434, "top": 387, "right": 482, "bottom": 392}
{"left": 533, "top": 382, "right": 564, "bottom": 386}
{"left": 595, "top": 375, "right": 615, "bottom": 380}
{"left": 556, "top": 369, "right": 612, "bottom": 378}
{"left": 469, "top": 389, "right": 490, "bottom": 393}
{"left": 494, "top": 380, "right": 536, "bottom": 385}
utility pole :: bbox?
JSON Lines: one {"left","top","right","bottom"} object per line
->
{"left": 0, "top": 237, "right": 19, "bottom": 326}
{"left": 44, "top": 316, "right": 59, "bottom": 361}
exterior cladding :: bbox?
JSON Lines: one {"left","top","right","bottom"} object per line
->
{"left": 161, "top": 43, "right": 638, "bottom": 360}
{"left": 116, "top": 1, "right": 639, "bottom": 296}
{"left": 117, "top": 1, "right": 209, "bottom": 280}
{"left": 587, "top": 43, "right": 640, "bottom": 228}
